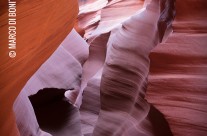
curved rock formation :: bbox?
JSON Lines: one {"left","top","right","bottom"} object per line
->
{"left": 13, "top": 29, "right": 88, "bottom": 135}
{"left": 1, "top": 0, "right": 206, "bottom": 136}
{"left": 146, "top": 0, "right": 207, "bottom": 136}
{"left": 78, "top": 0, "right": 108, "bottom": 39}
{"left": 77, "top": 0, "right": 207, "bottom": 136}
{"left": 92, "top": 1, "right": 160, "bottom": 135}
{"left": 0, "top": 0, "right": 78, "bottom": 135}
{"left": 78, "top": 0, "right": 146, "bottom": 41}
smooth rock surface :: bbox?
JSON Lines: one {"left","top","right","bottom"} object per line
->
{"left": 0, "top": 0, "right": 78, "bottom": 135}
{"left": 13, "top": 29, "right": 88, "bottom": 136}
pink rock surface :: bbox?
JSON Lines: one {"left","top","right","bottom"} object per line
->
{"left": 146, "top": 0, "right": 207, "bottom": 135}
{"left": 13, "top": 29, "right": 88, "bottom": 136}
{"left": 78, "top": 0, "right": 207, "bottom": 136}
{"left": 78, "top": 0, "right": 146, "bottom": 41}
{"left": 78, "top": 0, "right": 108, "bottom": 39}
{"left": 87, "top": 0, "right": 145, "bottom": 39}
{"left": 92, "top": 1, "right": 161, "bottom": 135}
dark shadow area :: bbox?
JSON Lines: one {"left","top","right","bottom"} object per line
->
{"left": 29, "top": 88, "right": 75, "bottom": 132}
{"left": 148, "top": 104, "right": 173, "bottom": 136}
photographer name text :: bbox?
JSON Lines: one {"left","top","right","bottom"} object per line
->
{"left": 8, "top": 0, "right": 16, "bottom": 58}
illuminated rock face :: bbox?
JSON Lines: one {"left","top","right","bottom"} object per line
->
{"left": 14, "top": 29, "right": 88, "bottom": 136}
{"left": 8, "top": 0, "right": 207, "bottom": 136}
{"left": 0, "top": 0, "right": 78, "bottom": 135}
{"left": 92, "top": 2, "right": 160, "bottom": 136}
{"left": 78, "top": 0, "right": 145, "bottom": 41}
{"left": 78, "top": 0, "right": 207, "bottom": 136}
